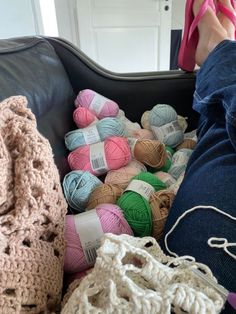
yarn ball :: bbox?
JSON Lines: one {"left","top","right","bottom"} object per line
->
{"left": 149, "top": 104, "right": 184, "bottom": 147}
{"left": 177, "top": 115, "right": 188, "bottom": 132}
{"left": 65, "top": 117, "right": 125, "bottom": 151}
{"left": 117, "top": 172, "right": 166, "bottom": 237}
{"left": 117, "top": 109, "right": 141, "bottom": 137}
{"left": 150, "top": 190, "right": 175, "bottom": 240}
{"left": 74, "top": 89, "right": 119, "bottom": 119}
{"left": 154, "top": 171, "right": 176, "bottom": 188}
{"left": 130, "top": 139, "right": 167, "bottom": 168}
{"left": 105, "top": 159, "right": 147, "bottom": 189}
{"left": 141, "top": 111, "right": 151, "bottom": 130}
{"left": 169, "top": 171, "right": 185, "bottom": 195}
{"left": 63, "top": 170, "right": 102, "bottom": 212}
{"left": 68, "top": 137, "right": 131, "bottom": 176}
{"left": 176, "top": 138, "right": 196, "bottom": 151}
{"left": 73, "top": 107, "right": 98, "bottom": 129}
{"left": 87, "top": 184, "right": 124, "bottom": 209}
{"left": 166, "top": 145, "right": 175, "bottom": 157}
{"left": 168, "top": 148, "right": 193, "bottom": 179}
{"left": 64, "top": 204, "right": 133, "bottom": 273}
{"left": 141, "top": 111, "right": 187, "bottom": 134}
{"left": 159, "top": 146, "right": 174, "bottom": 172}
{"left": 132, "top": 129, "right": 155, "bottom": 140}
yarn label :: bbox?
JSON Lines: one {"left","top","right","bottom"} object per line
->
{"left": 184, "top": 130, "right": 197, "bottom": 142}
{"left": 74, "top": 210, "right": 104, "bottom": 265}
{"left": 161, "top": 176, "right": 176, "bottom": 187}
{"left": 172, "top": 152, "right": 189, "bottom": 166}
{"left": 166, "top": 150, "right": 173, "bottom": 161}
{"left": 127, "top": 138, "right": 138, "bottom": 157}
{"left": 83, "top": 125, "right": 101, "bottom": 145}
{"left": 90, "top": 94, "right": 109, "bottom": 115}
{"left": 125, "top": 179, "right": 155, "bottom": 201}
{"left": 151, "top": 120, "right": 181, "bottom": 142}
{"left": 90, "top": 142, "right": 109, "bottom": 174}
{"left": 169, "top": 172, "right": 185, "bottom": 194}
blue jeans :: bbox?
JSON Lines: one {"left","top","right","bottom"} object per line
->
{"left": 162, "top": 40, "right": 236, "bottom": 314}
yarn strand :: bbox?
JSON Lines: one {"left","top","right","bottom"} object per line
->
{"left": 207, "top": 237, "right": 236, "bottom": 260}
{"left": 164, "top": 205, "right": 236, "bottom": 260}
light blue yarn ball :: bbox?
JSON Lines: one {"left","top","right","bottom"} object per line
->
{"left": 65, "top": 117, "right": 125, "bottom": 151}
{"left": 168, "top": 148, "right": 193, "bottom": 179}
{"left": 149, "top": 104, "right": 184, "bottom": 147}
{"left": 62, "top": 170, "right": 102, "bottom": 212}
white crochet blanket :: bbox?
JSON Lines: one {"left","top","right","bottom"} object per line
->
{"left": 62, "top": 234, "right": 224, "bottom": 314}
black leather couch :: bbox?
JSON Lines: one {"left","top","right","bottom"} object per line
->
{"left": 0, "top": 36, "right": 198, "bottom": 179}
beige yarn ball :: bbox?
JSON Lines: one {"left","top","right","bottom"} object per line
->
{"left": 131, "top": 139, "right": 167, "bottom": 168}
{"left": 150, "top": 190, "right": 175, "bottom": 240}
{"left": 141, "top": 111, "right": 151, "bottom": 130}
{"left": 177, "top": 115, "right": 188, "bottom": 132}
{"left": 176, "top": 138, "right": 196, "bottom": 151}
{"left": 87, "top": 184, "right": 123, "bottom": 209}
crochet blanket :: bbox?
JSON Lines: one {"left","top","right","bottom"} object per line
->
{"left": 62, "top": 233, "right": 224, "bottom": 314}
{"left": 0, "top": 96, "right": 67, "bottom": 313}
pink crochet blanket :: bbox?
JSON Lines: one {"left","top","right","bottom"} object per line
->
{"left": 0, "top": 96, "right": 67, "bottom": 313}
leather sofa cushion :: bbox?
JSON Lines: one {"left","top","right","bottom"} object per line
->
{"left": 0, "top": 37, "right": 75, "bottom": 177}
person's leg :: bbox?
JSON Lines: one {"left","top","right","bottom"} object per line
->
{"left": 162, "top": 1, "right": 236, "bottom": 313}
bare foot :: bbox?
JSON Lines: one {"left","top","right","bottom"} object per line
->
{"left": 217, "top": 0, "right": 236, "bottom": 39}
{"left": 193, "top": 0, "right": 230, "bottom": 66}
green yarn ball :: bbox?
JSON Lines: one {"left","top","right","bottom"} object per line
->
{"left": 159, "top": 146, "right": 175, "bottom": 172}
{"left": 159, "top": 157, "right": 172, "bottom": 172}
{"left": 117, "top": 172, "right": 166, "bottom": 237}
{"left": 166, "top": 146, "right": 175, "bottom": 156}
{"left": 149, "top": 146, "right": 175, "bottom": 173}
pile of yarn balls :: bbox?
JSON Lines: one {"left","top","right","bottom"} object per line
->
{"left": 62, "top": 88, "right": 197, "bottom": 278}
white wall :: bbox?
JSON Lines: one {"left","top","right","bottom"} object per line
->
{"left": 172, "top": 0, "right": 185, "bottom": 30}
{"left": 54, "top": 0, "right": 79, "bottom": 46}
{"left": 0, "top": 0, "right": 38, "bottom": 39}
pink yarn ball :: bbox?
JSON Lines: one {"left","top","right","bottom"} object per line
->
{"left": 68, "top": 137, "right": 131, "bottom": 176}
{"left": 105, "top": 159, "right": 147, "bottom": 189}
{"left": 64, "top": 204, "right": 133, "bottom": 273}
{"left": 74, "top": 89, "right": 119, "bottom": 119}
{"left": 73, "top": 107, "right": 97, "bottom": 128}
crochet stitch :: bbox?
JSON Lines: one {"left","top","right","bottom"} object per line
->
{"left": 62, "top": 233, "right": 224, "bottom": 314}
{"left": 0, "top": 96, "right": 67, "bottom": 313}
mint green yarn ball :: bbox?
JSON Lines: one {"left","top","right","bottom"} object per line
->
{"left": 149, "top": 104, "right": 184, "bottom": 147}
{"left": 117, "top": 172, "right": 166, "bottom": 237}
{"left": 63, "top": 170, "right": 102, "bottom": 212}
{"left": 65, "top": 117, "right": 125, "bottom": 151}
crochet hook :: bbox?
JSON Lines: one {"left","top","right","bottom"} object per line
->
{"left": 191, "top": 268, "right": 236, "bottom": 310}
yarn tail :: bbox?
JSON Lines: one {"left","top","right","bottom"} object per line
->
{"left": 227, "top": 293, "right": 236, "bottom": 310}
